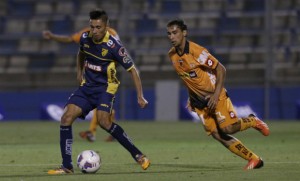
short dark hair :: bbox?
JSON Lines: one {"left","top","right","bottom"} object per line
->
{"left": 89, "top": 9, "right": 108, "bottom": 23}
{"left": 167, "top": 19, "right": 187, "bottom": 31}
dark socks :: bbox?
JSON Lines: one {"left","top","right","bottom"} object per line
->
{"left": 60, "top": 126, "right": 73, "bottom": 169}
{"left": 106, "top": 122, "right": 142, "bottom": 160}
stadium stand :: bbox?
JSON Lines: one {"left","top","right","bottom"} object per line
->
{"left": 0, "top": 0, "right": 299, "bottom": 90}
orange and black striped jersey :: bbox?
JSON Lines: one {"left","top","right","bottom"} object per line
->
{"left": 168, "top": 40, "right": 227, "bottom": 100}
{"left": 71, "top": 27, "right": 119, "bottom": 44}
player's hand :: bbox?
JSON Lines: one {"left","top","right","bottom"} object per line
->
{"left": 205, "top": 94, "right": 218, "bottom": 111}
{"left": 138, "top": 96, "right": 148, "bottom": 109}
{"left": 42, "top": 30, "right": 52, "bottom": 39}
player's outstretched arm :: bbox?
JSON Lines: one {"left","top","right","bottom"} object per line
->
{"left": 128, "top": 66, "right": 148, "bottom": 108}
{"left": 42, "top": 30, "right": 73, "bottom": 43}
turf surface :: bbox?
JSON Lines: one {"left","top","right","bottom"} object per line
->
{"left": 0, "top": 120, "right": 299, "bottom": 181}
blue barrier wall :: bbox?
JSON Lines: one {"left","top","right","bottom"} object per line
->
{"left": 0, "top": 86, "right": 299, "bottom": 120}
{"left": 123, "top": 89, "right": 155, "bottom": 120}
{"left": 0, "top": 90, "right": 70, "bottom": 120}
{"left": 227, "top": 87, "right": 300, "bottom": 120}
{"left": 0, "top": 88, "right": 155, "bottom": 121}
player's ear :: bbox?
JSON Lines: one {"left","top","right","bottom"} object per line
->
{"left": 183, "top": 30, "right": 187, "bottom": 37}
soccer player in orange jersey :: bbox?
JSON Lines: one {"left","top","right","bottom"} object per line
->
{"left": 42, "top": 26, "right": 119, "bottom": 142}
{"left": 166, "top": 19, "right": 270, "bottom": 170}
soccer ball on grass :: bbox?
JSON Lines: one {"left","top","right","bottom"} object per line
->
{"left": 77, "top": 150, "right": 101, "bottom": 173}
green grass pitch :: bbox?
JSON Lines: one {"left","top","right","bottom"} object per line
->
{"left": 0, "top": 120, "right": 299, "bottom": 181}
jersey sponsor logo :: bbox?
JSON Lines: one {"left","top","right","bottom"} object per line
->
{"left": 109, "top": 68, "right": 119, "bottom": 84}
{"left": 178, "top": 59, "right": 183, "bottom": 66}
{"left": 229, "top": 111, "right": 236, "bottom": 118}
{"left": 102, "top": 48, "right": 108, "bottom": 56}
{"left": 197, "top": 50, "right": 209, "bottom": 65}
{"left": 207, "top": 71, "right": 216, "bottom": 85}
{"left": 107, "top": 39, "right": 114, "bottom": 47}
{"left": 100, "top": 103, "right": 109, "bottom": 108}
{"left": 118, "top": 47, "right": 129, "bottom": 57}
{"left": 85, "top": 61, "right": 102, "bottom": 72}
{"left": 189, "top": 71, "right": 197, "bottom": 78}
{"left": 123, "top": 56, "right": 132, "bottom": 64}
{"left": 118, "top": 47, "right": 132, "bottom": 63}
{"left": 82, "top": 32, "right": 88, "bottom": 38}
{"left": 178, "top": 72, "right": 189, "bottom": 78}
{"left": 206, "top": 59, "right": 213, "bottom": 67}
{"left": 84, "top": 44, "right": 89, "bottom": 48}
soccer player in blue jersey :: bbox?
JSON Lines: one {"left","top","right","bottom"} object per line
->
{"left": 48, "top": 9, "right": 150, "bottom": 174}
{"left": 43, "top": 24, "right": 119, "bottom": 142}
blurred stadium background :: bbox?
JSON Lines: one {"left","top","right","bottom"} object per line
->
{"left": 0, "top": 0, "right": 299, "bottom": 121}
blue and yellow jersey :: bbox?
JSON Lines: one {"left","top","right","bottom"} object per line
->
{"left": 79, "top": 30, "right": 134, "bottom": 92}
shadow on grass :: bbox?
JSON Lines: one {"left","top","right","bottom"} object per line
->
{"left": 150, "top": 163, "right": 235, "bottom": 171}
{"left": 155, "top": 163, "right": 222, "bottom": 169}
{"left": 0, "top": 163, "right": 236, "bottom": 179}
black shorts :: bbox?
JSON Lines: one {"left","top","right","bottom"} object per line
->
{"left": 66, "top": 85, "right": 115, "bottom": 119}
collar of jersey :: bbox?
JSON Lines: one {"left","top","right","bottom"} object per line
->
{"left": 176, "top": 40, "right": 189, "bottom": 56}
{"left": 92, "top": 31, "right": 110, "bottom": 44}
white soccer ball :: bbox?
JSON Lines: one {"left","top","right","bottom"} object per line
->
{"left": 77, "top": 150, "right": 101, "bottom": 173}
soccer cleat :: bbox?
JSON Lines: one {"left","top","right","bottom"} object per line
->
{"left": 244, "top": 158, "right": 264, "bottom": 170}
{"left": 47, "top": 166, "right": 74, "bottom": 175}
{"left": 135, "top": 154, "right": 150, "bottom": 170}
{"left": 249, "top": 114, "right": 270, "bottom": 136}
{"left": 79, "top": 131, "right": 96, "bottom": 142}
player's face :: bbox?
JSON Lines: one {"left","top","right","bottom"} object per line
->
{"left": 167, "top": 25, "right": 185, "bottom": 48}
{"left": 90, "top": 19, "right": 107, "bottom": 42}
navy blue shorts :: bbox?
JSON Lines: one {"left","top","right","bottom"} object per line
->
{"left": 66, "top": 85, "right": 115, "bottom": 119}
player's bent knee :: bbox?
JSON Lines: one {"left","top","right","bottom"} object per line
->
{"left": 61, "top": 114, "right": 74, "bottom": 126}
{"left": 211, "top": 131, "right": 222, "bottom": 141}
{"left": 98, "top": 119, "right": 112, "bottom": 130}
{"left": 211, "top": 129, "right": 233, "bottom": 142}
{"left": 220, "top": 124, "right": 237, "bottom": 134}
{"left": 220, "top": 126, "right": 232, "bottom": 134}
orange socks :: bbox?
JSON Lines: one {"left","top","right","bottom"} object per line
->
{"left": 228, "top": 140, "right": 259, "bottom": 161}
{"left": 239, "top": 117, "right": 256, "bottom": 131}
